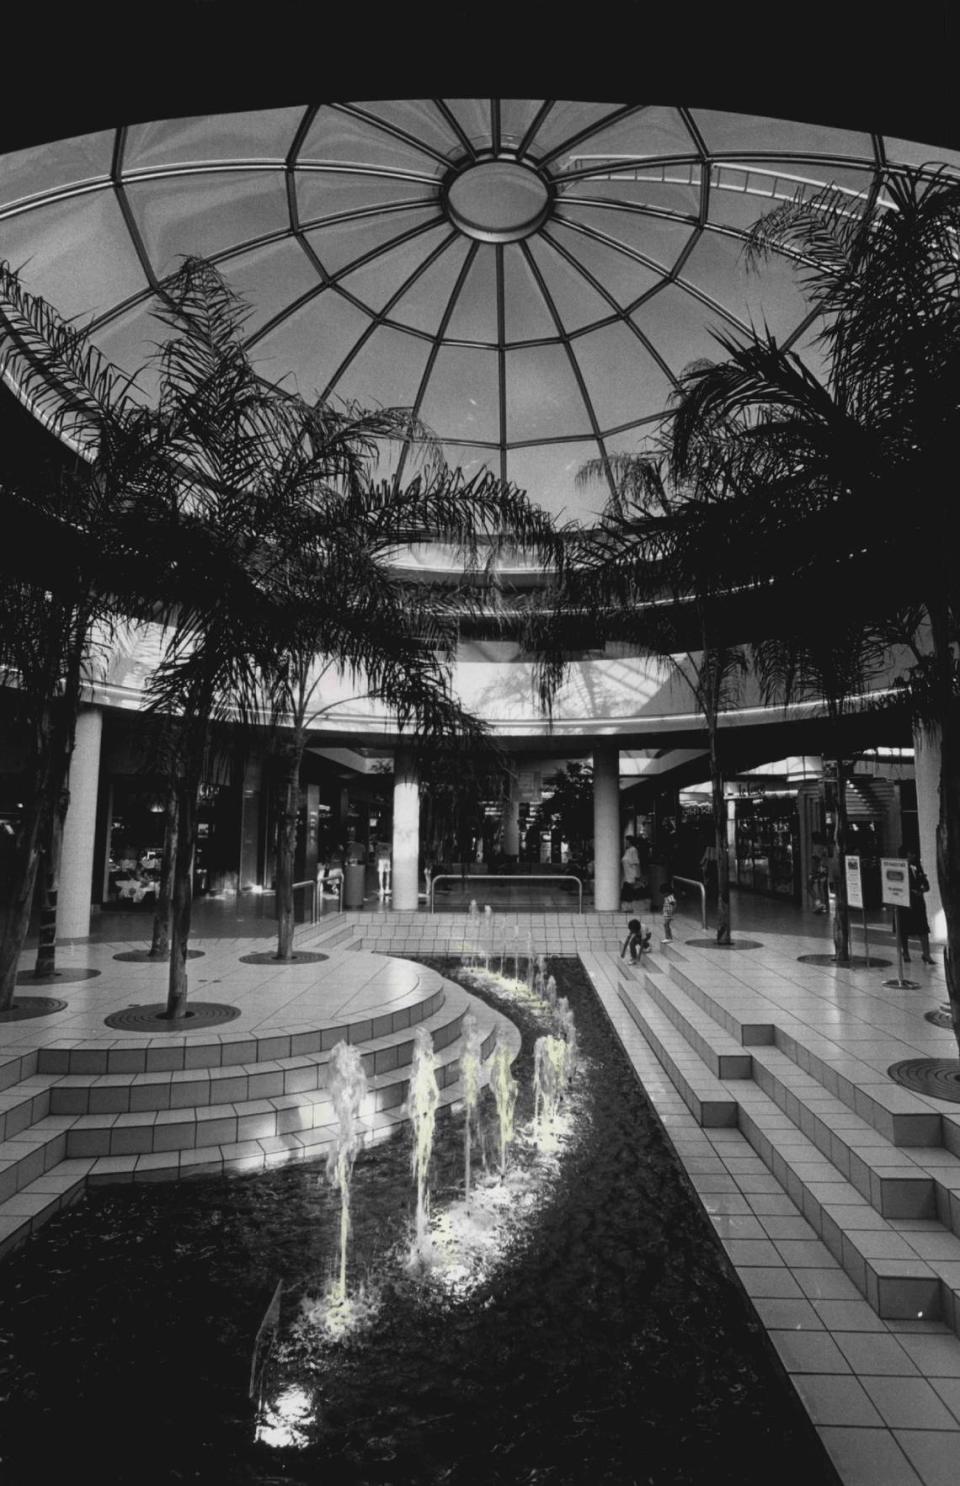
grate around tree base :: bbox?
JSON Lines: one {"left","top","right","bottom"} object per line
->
{"left": 15, "top": 967, "right": 101, "bottom": 985}
{"left": 925, "top": 1010, "right": 954, "bottom": 1029}
{"left": 113, "top": 950, "right": 205, "bottom": 962}
{"left": 237, "top": 951, "right": 329, "bottom": 966}
{"left": 685, "top": 938, "right": 763, "bottom": 951}
{"left": 0, "top": 997, "right": 68, "bottom": 1022}
{"left": 103, "top": 1002, "right": 242, "bottom": 1033}
{"left": 887, "top": 1059, "right": 960, "bottom": 1102}
{"left": 797, "top": 953, "right": 891, "bottom": 968}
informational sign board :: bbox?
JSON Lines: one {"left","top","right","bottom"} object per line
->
{"left": 881, "top": 857, "right": 910, "bottom": 908}
{"left": 844, "top": 855, "right": 864, "bottom": 910}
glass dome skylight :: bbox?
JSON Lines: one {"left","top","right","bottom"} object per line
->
{"left": 2, "top": 100, "right": 959, "bottom": 521}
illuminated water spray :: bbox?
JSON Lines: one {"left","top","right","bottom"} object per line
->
{"left": 406, "top": 1025, "right": 440, "bottom": 1257}
{"left": 490, "top": 1037, "right": 519, "bottom": 1173}
{"left": 324, "top": 1041, "right": 368, "bottom": 1303}
{"left": 533, "top": 1035, "right": 569, "bottom": 1148}
{"left": 556, "top": 996, "right": 578, "bottom": 1077}
{"left": 459, "top": 1011, "right": 484, "bottom": 1197}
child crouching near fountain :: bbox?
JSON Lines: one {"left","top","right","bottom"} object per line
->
{"left": 620, "top": 917, "right": 652, "bottom": 963}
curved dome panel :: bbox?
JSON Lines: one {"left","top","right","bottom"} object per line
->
{"left": 2, "top": 99, "right": 960, "bottom": 519}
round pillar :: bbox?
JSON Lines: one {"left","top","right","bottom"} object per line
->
{"left": 914, "top": 723, "right": 946, "bottom": 941}
{"left": 592, "top": 743, "right": 621, "bottom": 912}
{"left": 58, "top": 706, "right": 103, "bottom": 939}
{"left": 391, "top": 748, "right": 420, "bottom": 911}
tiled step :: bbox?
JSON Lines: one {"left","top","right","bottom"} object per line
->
{"left": 0, "top": 1161, "right": 90, "bottom": 1257}
{"left": 667, "top": 961, "right": 953, "bottom": 1149}
{"left": 733, "top": 1082, "right": 960, "bottom": 1333}
{"left": 46, "top": 982, "right": 474, "bottom": 1117}
{"left": 643, "top": 972, "right": 754, "bottom": 1080}
{"left": 35, "top": 974, "right": 446, "bottom": 1078}
{"left": 0, "top": 1047, "right": 39, "bottom": 1095}
{"left": 0, "top": 1119, "right": 72, "bottom": 1206}
{"left": 61, "top": 999, "right": 502, "bottom": 1160}
{"left": 616, "top": 973, "right": 737, "bottom": 1128}
{"left": 0, "top": 1075, "right": 53, "bottom": 1141}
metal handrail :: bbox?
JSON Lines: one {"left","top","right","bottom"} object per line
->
{"left": 673, "top": 875, "right": 708, "bottom": 930}
{"left": 429, "top": 873, "right": 583, "bottom": 914}
{"left": 292, "top": 878, "right": 319, "bottom": 925}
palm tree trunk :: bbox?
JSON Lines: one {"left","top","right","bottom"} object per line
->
{"left": 165, "top": 769, "right": 200, "bottom": 1020}
{"left": 275, "top": 746, "right": 302, "bottom": 961}
{"left": 709, "top": 737, "right": 731, "bottom": 944}
{"left": 0, "top": 807, "right": 45, "bottom": 1011}
{"left": 149, "top": 787, "right": 178, "bottom": 959}
{"left": 928, "top": 597, "right": 960, "bottom": 1057}
{"left": 32, "top": 794, "right": 67, "bottom": 978}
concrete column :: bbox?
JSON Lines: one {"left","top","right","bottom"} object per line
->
{"left": 58, "top": 706, "right": 103, "bottom": 939}
{"left": 391, "top": 748, "right": 420, "bottom": 911}
{"left": 502, "top": 766, "right": 520, "bottom": 858}
{"left": 914, "top": 724, "right": 946, "bottom": 941}
{"left": 593, "top": 742, "right": 621, "bottom": 912}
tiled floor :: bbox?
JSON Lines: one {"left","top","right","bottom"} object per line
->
{"left": 4, "top": 889, "right": 960, "bottom": 1485}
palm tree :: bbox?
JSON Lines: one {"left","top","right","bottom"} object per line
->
{"left": 539, "top": 448, "right": 749, "bottom": 942}
{"left": 753, "top": 626, "right": 895, "bottom": 964}
{"left": 668, "top": 165, "right": 960, "bottom": 1047}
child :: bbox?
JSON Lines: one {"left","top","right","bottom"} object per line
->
{"left": 661, "top": 881, "right": 677, "bottom": 941}
{"left": 620, "top": 917, "right": 652, "bottom": 962}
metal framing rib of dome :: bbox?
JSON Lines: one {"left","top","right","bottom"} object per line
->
{"left": 3, "top": 96, "right": 959, "bottom": 521}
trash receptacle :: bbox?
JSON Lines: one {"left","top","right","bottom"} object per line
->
{"left": 344, "top": 862, "right": 366, "bottom": 909}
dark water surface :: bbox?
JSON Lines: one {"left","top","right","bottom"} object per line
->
{"left": 0, "top": 958, "right": 838, "bottom": 1485}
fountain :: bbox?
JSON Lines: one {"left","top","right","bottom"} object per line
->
{"left": 489, "top": 1035, "right": 519, "bottom": 1173}
{"left": 556, "top": 995, "right": 578, "bottom": 1077}
{"left": 323, "top": 1041, "right": 368, "bottom": 1306}
{"left": 533, "top": 1034, "right": 569, "bottom": 1147}
{"left": 458, "top": 1011, "right": 484, "bottom": 1198}
{"left": 405, "top": 1025, "right": 440, "bottom": 1263}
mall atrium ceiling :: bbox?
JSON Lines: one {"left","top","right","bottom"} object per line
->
{"left": 3, "top": 94, "right": 960, "bottom": 523}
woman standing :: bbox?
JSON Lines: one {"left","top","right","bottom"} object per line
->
{"left": 897, "top": 845, "right": 934, "bottom": 965}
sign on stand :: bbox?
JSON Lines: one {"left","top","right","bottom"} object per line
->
{"left": 880, "top": 857, "right": 918, "bottom": 989}
{"left": 845, "top": 855, "right": 863, "bottom": 910}
{"left": 881, "top": 858, "right": 910, "bottom": 908}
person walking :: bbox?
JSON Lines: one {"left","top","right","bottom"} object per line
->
{"left": 897, "top": 845, "right": 934, "bottom": 964}
{"left": 621, "top": 835, "right": 641, "bottom": 905}
{"left": 661, "top": 880, "right": 677, "bottom": 942}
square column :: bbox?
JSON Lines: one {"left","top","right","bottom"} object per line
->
{"left": 593, "top": 742, "right": 621, "bottom": 912}
{"left": 391, "top": 748, "right": 420, "bottom": 911}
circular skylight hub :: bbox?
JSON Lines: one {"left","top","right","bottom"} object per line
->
{"left": 444, "top": 160, "right": 551, "bottom": 243}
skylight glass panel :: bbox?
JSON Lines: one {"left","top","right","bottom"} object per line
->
{"left": 544, "top": 222, "right": 661, "bottom": 308}
{"left": 559, "top": 105, "right": 696, "bottom": 168}
{"left": 679, "top": 227, "right": 810, "bottom": 340}
{"left": 417, "top": 345, "right": 500, "bottom": 441}
{"left": 560, "top": 168, "right": 701, "bottom": 222}
{"left": 498, "top": 100, "right": 547, "bottom": 152}
{"left": 297, "top": 171, "right": 435, "bottom": 227}
{"left": 384, "top": 234, "right": 470, "bottom": 331}
{"left": 506, "top": 440, "right": 603, "bottom": 521}
{"left": 331, "top": 322, "right": 434, "bottom": 407}
{"left": 443, "top": 100, "right": 493, "bottom": 151}
{"left": 126, "top": 170, "right": 289, "bottom": 278}
{"left": 217, "top": 238, "right": 320, "bottom": 339}
{"left": 502, "top": 248, "right": 558, "bottom": 342}
{"left": 883, "top": 136, "right": 960, "bottom": 172}
{"left": 250, "top": 290, "right": 376, "bottom": 400}
{"left": 303, "top": 205, "right": 440, "bottom": 276}
{"left": 94, "top": 303, "right": 162, "bottom": 401}
{"left": 359, "top": 101, "right": 461, "bottom": 160}
{"left": 573, "top": 322, "right": 674, "bottom": 427}
{"left": 524, "top": 235, "right": 614, "bottom": 331}
{"left": 528, "top": 102, "right": 630, "bottom": 162}
{"left": 0, "top": 129, "right": 113, "bottom": 210}
{"left": 299, "top": 107, "right": 443, "bottom": 175}
{"left": 691, "top": 111, "right": 875, "bottom": 161}
{"left": 632, "top": 283, "right": 735, "bottom": 376}
{"left": 442, "top": 246, "right": 499, "bottom": 343}
{"left": 0, "top": 189, "right": 146, "bottom": 319}
{"left": 557, "top": 202, "right": 694, "bottom": 275}
{"left": 706, "top": 159, "right": 877, "bottom": 233}
{"left": 505, "top": 344, "right": 591, "bottom": 441}
{"left": 122, "top": 108, "right": 304, "bottom": 169}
